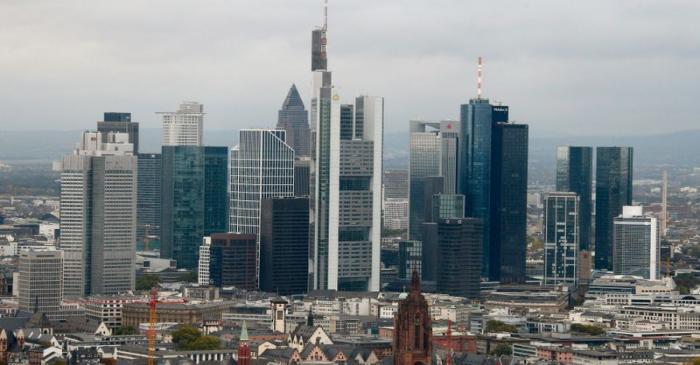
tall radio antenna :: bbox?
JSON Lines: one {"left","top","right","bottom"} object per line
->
{"left": 324, "top": 0, "right": 328, "bottom": 30}
{"left": 477, "top": 56, "right": 483, "bottom": 99}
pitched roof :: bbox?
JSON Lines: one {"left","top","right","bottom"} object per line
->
{"left": 281, "top": 84, "right": 305, "bottom": 110}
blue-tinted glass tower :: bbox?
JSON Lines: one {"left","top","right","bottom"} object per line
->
{"left": 556, "top": 146, "right": 593, "bottom": 251}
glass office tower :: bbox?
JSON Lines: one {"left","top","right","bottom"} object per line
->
{"left": 544, "top": 192, "right": 579, "bottom": 286}
{"left": 556, "top": 146, "right": 593, "bottom": 251}
{"left": 595, "top": 147, "right": 633, "bottom": 270}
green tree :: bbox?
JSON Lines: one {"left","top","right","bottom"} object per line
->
{"left": 674, "top": 273, "right": 700, "bottom": 295}
{"left": 570, "top": 323, "right": 606, "bottom": 335}
{"left": 185, "top": 335, "right": 220, "bottom": 350}
{"left": 172, "top": 325, "right": 202, "bottom": 349}
{"left": 484, "top": 320, "right": 518, "bottom": 333}
{"left": 178, "top": 271, "right": 198, "bottom": 283}
{"left": 490, "top": 344, "right": 513, "bottom": 356}
{"left": 112, "top": 325, "right": 137, "bottom": 335}
{"left": 135, "top": 275, "right": 160, "bottom": 291}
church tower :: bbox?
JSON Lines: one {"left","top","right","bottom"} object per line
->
{"left": 393, "top": 270, "right": 432, "bottom": 365}
{"left": 238, "top": 321, "right": 251, "bottom": 365}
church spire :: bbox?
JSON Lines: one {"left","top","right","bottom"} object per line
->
{"left": 410, "top": 269, "right": 421, "bottom": 295}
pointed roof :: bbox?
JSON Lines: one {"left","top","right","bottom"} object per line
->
{"left": 281, "top": 84, "right": 305, "bottom": 109}
{"left": 240, "top": 321, "right": 249, "bottom": 342}
{"left": 410, "top": 269, "right": 421, "bottom": 295}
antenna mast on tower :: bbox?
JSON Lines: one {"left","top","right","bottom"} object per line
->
{"left": 477, "top": 56, "right": 483, "bottom": 99}
{"left": 323, "top": 0, "right": 328, "bottom": 30}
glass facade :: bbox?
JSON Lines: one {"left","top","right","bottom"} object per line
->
{"left": 204, "top": 147, "right": 229, "bottom": 236}
{"left": 544, "top": 192, "right": 579, "bottom": 286}
{"left": 398, "top": 240, "right": 422, "bottom": 280}
{"left": 556, "top": 146, "right": 593, "bottom": 251}
{"left": 595, "top": 147, "right": 634, "bottom": 270}
{"left": 137, "top": 153, "right": 162, "bottom": 248}
{"left": 277, "top": 84, "right": 311, "bottom": 158}
{"left": 436, "top": 218, "right": 482, "bottom": 299}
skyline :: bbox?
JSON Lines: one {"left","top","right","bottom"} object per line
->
{"left": 1, "top": 1, "right": 699, "bottom": 135}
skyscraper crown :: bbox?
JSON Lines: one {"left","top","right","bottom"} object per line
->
{"left": 281, "top": 84, "right": 305, "bottom": 109}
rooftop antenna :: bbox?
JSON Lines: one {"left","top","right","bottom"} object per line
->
{"left": 477, "top": 56, "right": 483, "bottom": 99}
{"left": 324, "top": 0, "right": 328, "bottom": 30}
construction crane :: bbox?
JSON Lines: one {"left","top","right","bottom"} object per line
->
{"left": 148, "top": 287, "right": 157, "bottom": 365}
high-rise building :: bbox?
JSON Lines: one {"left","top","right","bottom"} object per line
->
{"left": 384, "top": 169, "right": 408, "bottom": 200}
{"left": 136, "top": 153, "right": 161, "bottom": 246}
{"left": 277, "top": 84, "right": 311, "bottom": 158}
{"left": 543, "top": 192, "right": 579, "bottom": 286}
{"left": 294, "top": 158, "right": 312, "bottom": 197}
{"left": 556, "top": 146, "right": 593, "bottom": 251}
{"left": 208, "top": 233, "right": 257, "bottom": 290}
{"left": 60, "top": 131, "right": 137, "bottom": 297}
{"left": 18, "top": 250, "right": 63, "bottom": 314}
{"left": 97, "top": 112, "right": 140, "bottom": 154}
{"left": 259, "top": 197, "right": 309, "bottom": 295}
{"left": 198, "top": 237, "right": 211, "bottom": 286}
{"left": 229, "top": 129, "right": 294, "bottom": 236}
{"left": 613, "top": 206, "right": 659, "bottom": 280}
{"left": 384, "top": 199, "right": 409, "bottom": 231}
{"left": 161, "top": 146, "right": 228, "bottom": 269}
{"left": 595, "top": 146, "right": 634, "bottom": 270}
{"left": 459, "top": 93, "right": 528, "bottom": 283}
{"left": 408, "top": 121, "right": 459, "bottom": 241}
{"left": 159, "top": 101, "right": 204, "bottom": 146}
{"left": 436, "top": 217, "right": 482, "bottom": 299}
{"left": 204, "top": 146, "right": 229, "bottom": 236}
{"left": 398, "top": 240, "right": 422, "bottom": 281}
{"left": 661, "top": 170, "right": 668, "bottom": 238}
{"left": 491, "top": 122, "right": 528, "bottom": 283}
{"left": 309, "top": 6, "right": 383, "bottom": 292}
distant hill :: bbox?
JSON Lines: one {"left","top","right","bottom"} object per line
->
{"left": 2, "top": 128, "right": 699, "bottom": 170}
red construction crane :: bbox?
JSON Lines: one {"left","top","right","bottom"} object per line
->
{"left": 146, "top": 288, "right": 187, "bottom": 365}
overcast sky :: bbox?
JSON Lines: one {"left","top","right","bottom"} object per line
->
{"left": 1, "top": 0, "right": 698, "bottom": 136}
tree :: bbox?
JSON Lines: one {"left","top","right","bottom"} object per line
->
{"left": 674, "top": 273, "right": 700, "bottom": 295}
{"left": 172, "top": 325, "right": 202, "bottom": 349}
{"left": 185, "top": 335, "right": 220, "bottom": 350}
{"left": 571, "top": 323, "right": 605, "bottom": 336}
{"left": 490, "top": 344, "right": 512, "bottom": 356}
{"left": 135, "top": 274, "right": 160, "bottom": 291}
{"left": 113, "top": 325, "right": 137, "bottom": 335}
{"left": 484, "top": 320, "right": 518, "bottom": 334}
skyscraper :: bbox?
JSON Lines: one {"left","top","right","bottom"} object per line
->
{"left": 398, "top": 240, "right": 422, "bottom": 280}
{"left": 309, "top": 8, "right": 383, "bottom": 291}
{"left": 491, "top": 121, "right": 528, "bottom": 283}
{"left": 383, "top": 169, "right": 408, "bottom": 200}
{"left": 97, "top": 112, "right": 140, "bottom": 154}
{"left": 436, "top": 217, "right": 482, "bottom": 299}
{"left": 229, "top": 129, "right": 294, "bottom": 236}
{"left": 613, "top": 206, "right": 659, "bottom": 280}
{"left": 277, "top": 84, "right": 311, "bottom": 158}
{"left": 595, "top": 146, "right": 634, "bottom": 270}
{"left": 161, "top": 146, "right": 228, "bottom": 269}
{"left": 136, "top": 153, "right": 161, "bottom": 246}
{"left": 408, "top": 121, "right": 459, "bottom": 241}
{"left": 18, "top": 250, "right": 63, "bottom": 314}
{"left": 543, "top": 192, "right": 579, "bottom": 286}
{"left": 60, "top": 131, "right": 137, "bottom": 297}
{"left": 294, "top": 158, "right": 312, "bottom": 197}
{"left": 556, "top": 146, "right": 593, "bottom": 251}
{"left": 259, "top": 197, "right": 309, "bottom": 295}
{"left": 208, "top": 233, "right": 257, "bottom": 290}
{"left": 159, "top": 101, "right": 205, "bottom": 146}
{"left": 459, "top": 90, "right": 528, "bottom": 282}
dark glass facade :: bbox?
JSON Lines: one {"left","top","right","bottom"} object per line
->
{"left": 294, "top": 159, "right": 311, "bottom": 197}
{"left": 436, "top": 218, "right": 482, "bottom": 298}
{"left": 161, "top": 146, "right": 228, "bottom": 269}
{"left": 595, "top": 147, "right": 633, "bottom": 270}
{"left": 209, "top": 233, "right": 257, "bottom": 290}
{"left": 137, "top": 153, "right": 161, "bottom": 245}
{"left": 203, "top": 146, "right": 228, "bottom": 236}
{"left": 459, "top": 99, "right": 497, "bottom": 277}
{"left": 491, "top": 122, "right": 528, "bottom": 283}
{"left": 260, "top": 197, "right": 310, "bottom": 295}
{"left": 556, "top": 146, "right": 593, "bottom": 251}
{"left": 398, "top": 240, "right": 422, "bottom": 280}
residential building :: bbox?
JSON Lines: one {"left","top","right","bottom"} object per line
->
{"left": 18, "top": 250, "right": 63, "bottom": 314}
{"left": 613, "top": 206, "right": 660, "bottom": 280}
{"left": 260, "top": 197, "right": 310, "bottom": 295}
{"left": 159, "top": 101, "right": 204, "bottom": 146}
{"left": 229, "top": 129, "right": 294, "bottom": 236}
{"left": 595, "top": 146, "right": 633, "bottom": 270}
{"left": 556, "top": 146, "right": 593, "bottom": 251}
{"left": 543, "top": 192, "right": 579, "bottom": 286}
